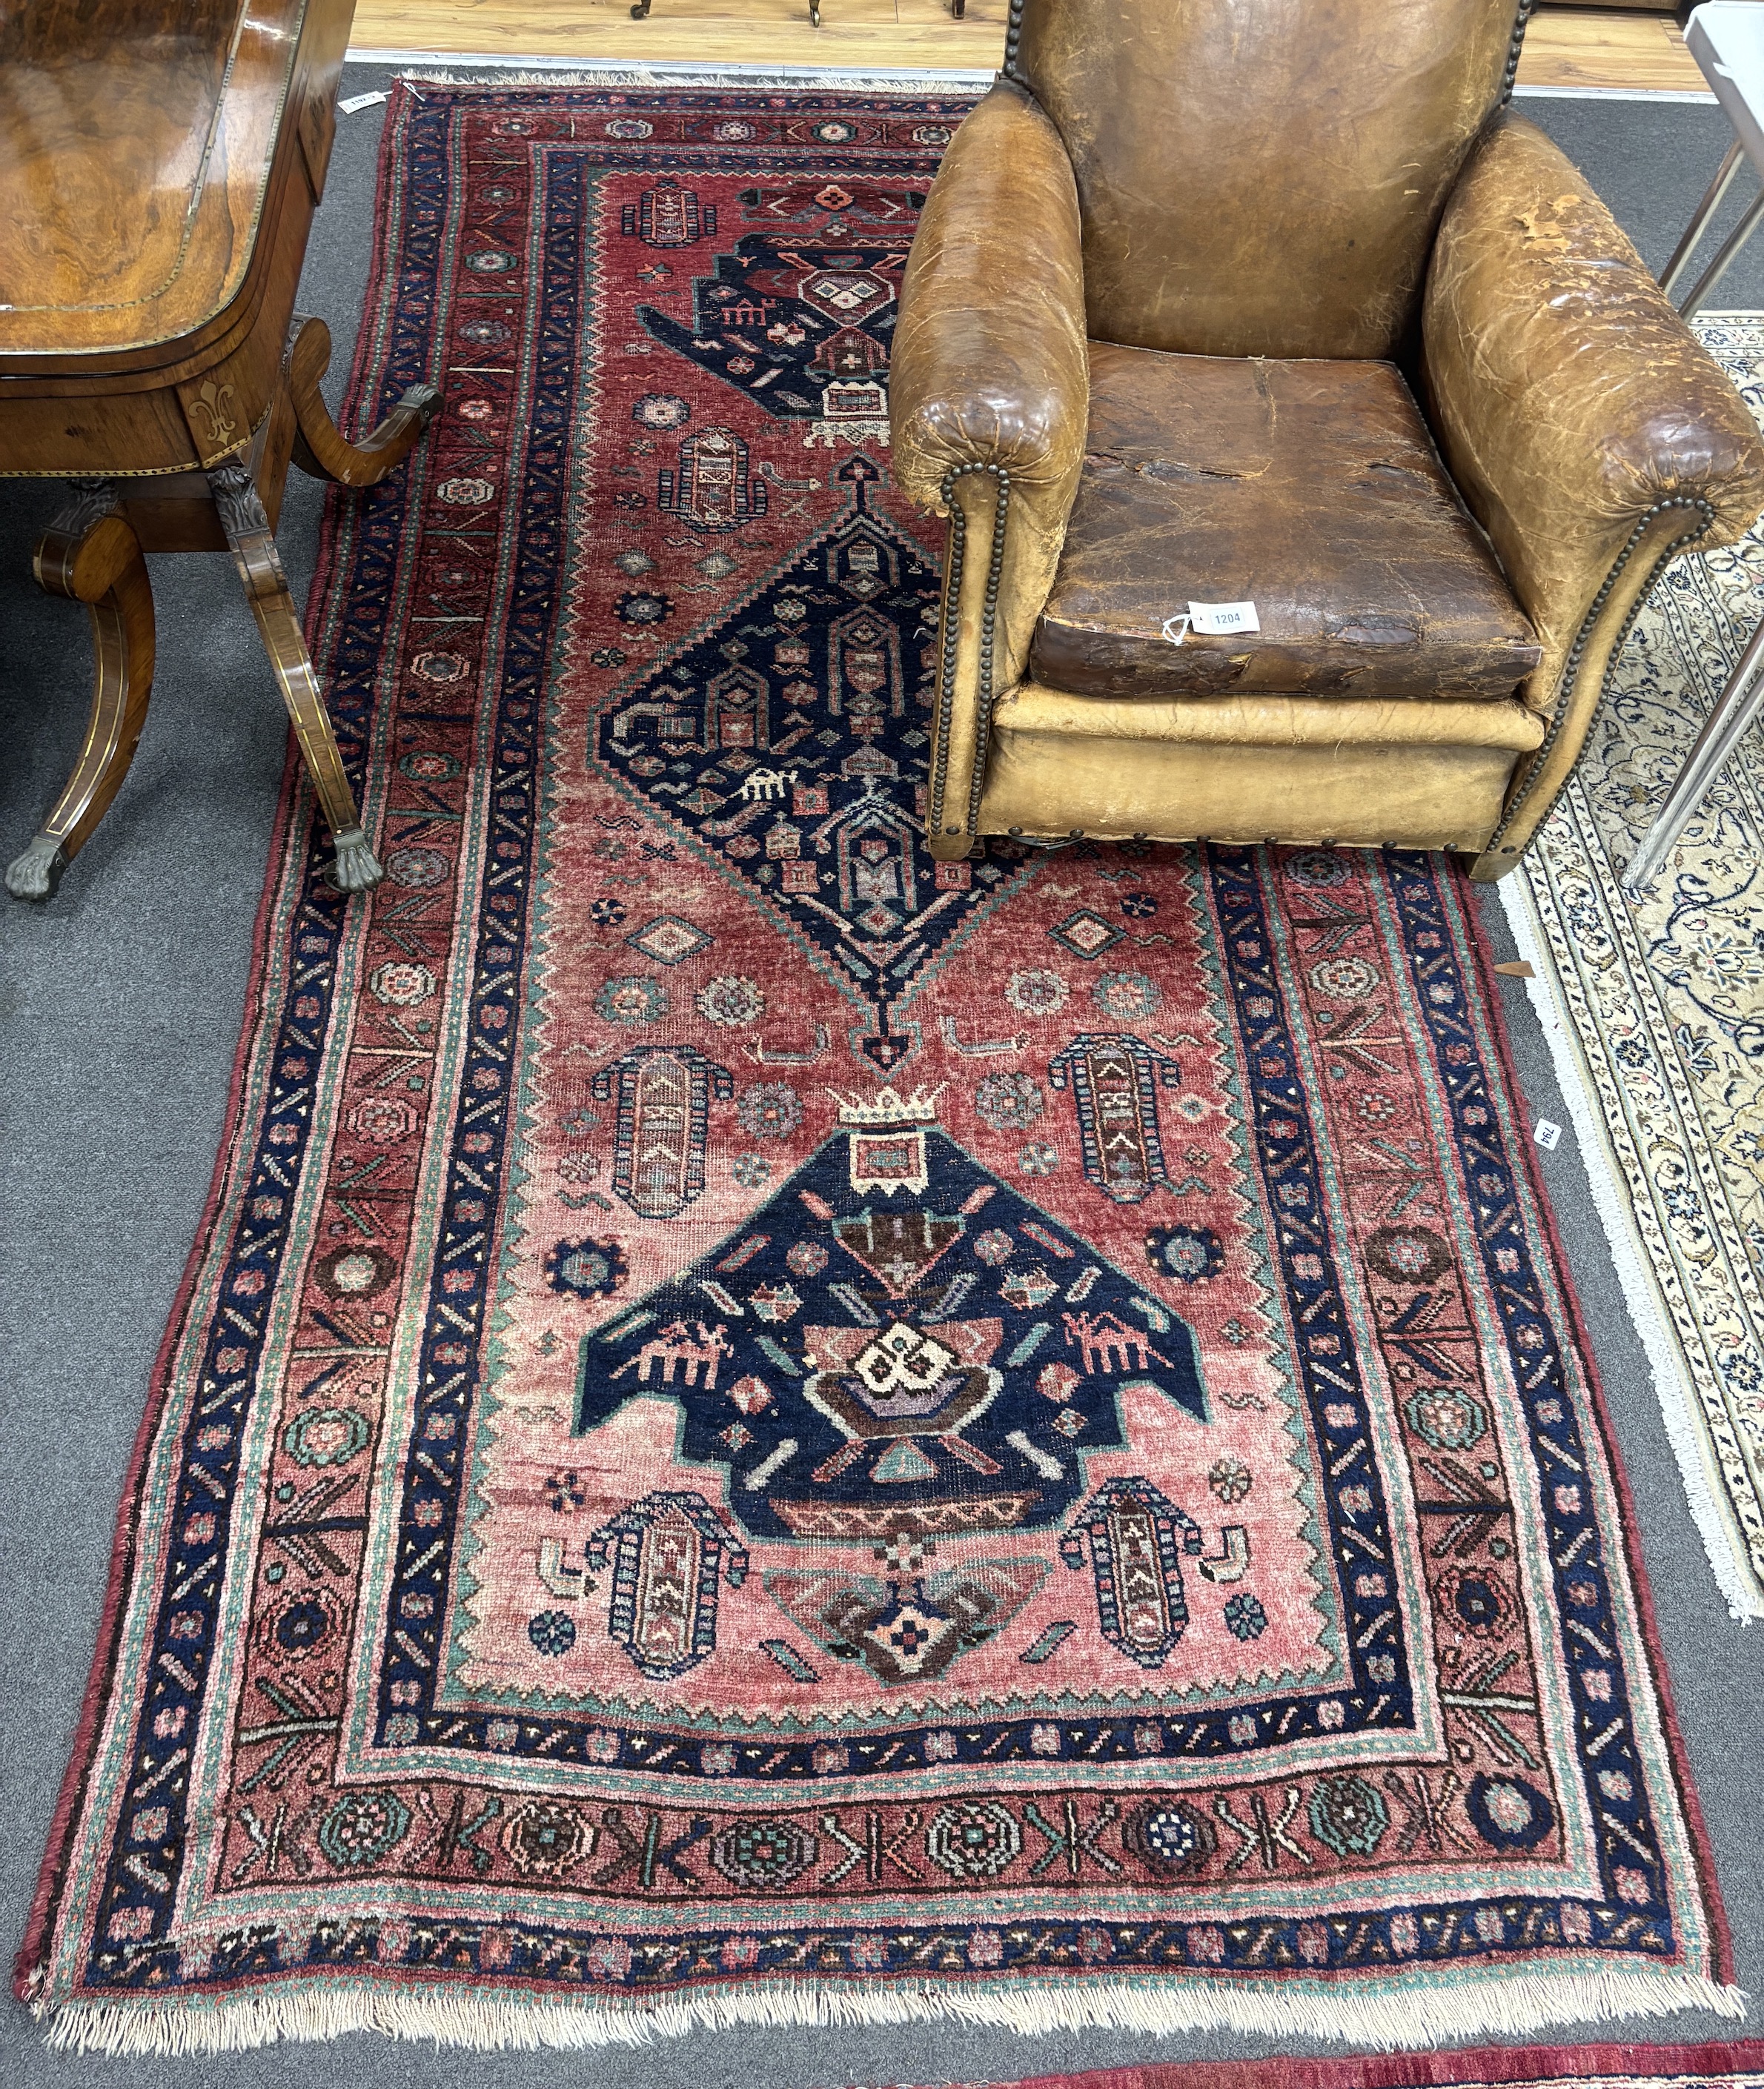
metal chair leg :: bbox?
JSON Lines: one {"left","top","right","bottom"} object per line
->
{"left": 1661, "top": 137, "right": 1746, "bottom": 301}
{"left": 1624, "top": 613, "right": 1764, "bottom": 893}
{"left": 1679, "top": 181, "right": 1764, "bottom": 319}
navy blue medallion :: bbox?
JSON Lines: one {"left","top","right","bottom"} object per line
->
{"left": 575, "top": 1090, "right": 1208, "bottom": 1544}
{"left": 638, "top": 234, "right": 902, "bottom": 445}
{"left": 595, "top": 465, "right": 1035, "bottom": 1069}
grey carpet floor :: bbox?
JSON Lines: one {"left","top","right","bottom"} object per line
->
{"left": 1, "top": 76, "right": 1760, "bottom": 2089}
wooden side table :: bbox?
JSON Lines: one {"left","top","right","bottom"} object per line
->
{"left": 0, "top": 0, "right": 440, "bottom": 900}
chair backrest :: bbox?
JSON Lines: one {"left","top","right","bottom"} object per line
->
{"left": 1015, "top": 0, "right": 1522, "bottom": 360}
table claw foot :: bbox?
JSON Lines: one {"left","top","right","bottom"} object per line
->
{"left": 328, "top": 825, "right": 385, "bottom": 893}
{"left": 8, "top": 481, "right": 156, "bottom": 902}
{"left": 399, "top": 381, "right": 444, "bottom": 435}
{"left": 6, "top": 833, "right": 69, "bottom": 901}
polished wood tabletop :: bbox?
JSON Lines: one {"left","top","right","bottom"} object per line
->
{"left": 0, "top": 0, "right": 351, "bottom": 473}
{"left": 0, "top": 0, "right": 440, "bottom": 900}
{"left": 0, "top": 1, "right": 304, "bottom": 365}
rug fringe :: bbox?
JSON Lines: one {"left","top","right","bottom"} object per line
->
{"left": 354, "top": 55, "right": 996, "bottom": 91}
{"left": 33, "top": 1965, "right": 1749, "bottom": 2059}
{"left": 1497, "top": 869, "right": 1764, "bottom": 1624}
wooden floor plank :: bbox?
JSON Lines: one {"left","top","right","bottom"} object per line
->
{"left": 1518, "top": 8, "right": 1708, "bottom": 95}
{"left": 350, "top": 0, "right": 1006, "bottom": 68}
{"left": 348, "top": 2, "right": 1707, "bottom": 96}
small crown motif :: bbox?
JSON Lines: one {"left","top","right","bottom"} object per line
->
{"left": 823, "top": 1083, "right": 945, "bottom": 1128}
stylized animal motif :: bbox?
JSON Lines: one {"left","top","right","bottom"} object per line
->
{"left": 738, "top": 766, "right": 799, "bottom": 803}
{"left": 1063, "top": 1309, "right": 1170, "bottom": 1376}
{"left": 611, "top": 1320, "right": 733, "bottom": 1389}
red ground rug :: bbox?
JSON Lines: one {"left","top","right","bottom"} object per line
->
{"left": 898, "top": 2040, "right": 1764, "bottom": 2089}
{"left": 17, "top": 83, "right": 1742, "bottom": 2054}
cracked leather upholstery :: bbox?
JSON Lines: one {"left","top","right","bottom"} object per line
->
{"left": 887, "top": 0, "right": 1764, "bottom": 874}
{"left": 892, "top": 82, "right": 1088, "bottom": 706}
{"left": 892, "top": 82, "right": 1087, "bottom": 521}
{"left": 1422, "top": 112, "right": 1764, "bottom": 864}
{"left": 892, "top": 80, "right": 1089, "bottom": 851}
{"left": 1030, "top": 349, "right": 1541, "bottom": 703}
{"left": 1018, "top": 0, "right": 1516, "bottom": 361}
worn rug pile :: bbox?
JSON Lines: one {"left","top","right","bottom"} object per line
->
{"left": 16, "top": 85, "right": 1742, "bottom": 2054}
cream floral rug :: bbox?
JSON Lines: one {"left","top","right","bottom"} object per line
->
{"left": 1502, "top": 313, "right": 1764, "bottom": 1621}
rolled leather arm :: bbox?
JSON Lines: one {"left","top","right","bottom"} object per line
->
{"left": 891, "top": 82, "right": 1089, "bottom": 857}
{"left": 1422, "top": 113, "right": 1764, "bottom": 870}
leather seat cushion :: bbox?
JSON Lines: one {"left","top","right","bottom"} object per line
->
{"left": 1029, "top": 345, "right": 1541, "bottom": 703}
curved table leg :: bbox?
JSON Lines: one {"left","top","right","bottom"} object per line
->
{"left": 208, "top": 458, "right": 383, "bottom": 893}
{"left": 7, "top": 482, "right": 157, "bottom": 901}
{"left": 285, "top": 314, "right": 442, "bottom": 489}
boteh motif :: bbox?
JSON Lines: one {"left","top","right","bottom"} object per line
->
{"left": 586, "top": 1489, "right": 748, "bottom": 1679}
{"left": 1049, "top": 1033, "right": 1184, "bottom": 1202}
{"left": 657, "top": 426, "right": 767, "bottom": 531}
{"left": 621, "top": 178, "right": 716, "bottom": 246}
{"left": 591, "top": 1044, "right": 734, "bottom": 1217}
{"left": 20, "top": 87, "right": 1737, "bottom": 2050}
{"left": 1061, "top": 1475, "right": 1207, "bottom": 1669}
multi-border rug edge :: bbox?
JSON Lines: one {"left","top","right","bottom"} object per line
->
{"left": 12, "top": 69, "right": 419, "bottom": 2028}
{"left": 14, "top": 683, "right": 323, "bottom": 2013}
{"left": 1495, "top": 870, "right": 1764, "bottom": 1627}
{"left": 13, "top": 79, "right": 1752, "bottom": 2059}
{"left": 21, "top": 831, "right": 1753, "bottom": 2050}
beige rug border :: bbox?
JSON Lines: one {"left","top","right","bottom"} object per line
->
{"left": 1499, "top": 312, "right": 1764, "bottom": 1621}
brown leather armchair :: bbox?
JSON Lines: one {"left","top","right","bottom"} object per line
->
{"left": 891, "top": 0, "right": 1764, "bottom": 877}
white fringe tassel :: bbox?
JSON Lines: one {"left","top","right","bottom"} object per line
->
{"left": 353, "top": 56, "right": 997, "bottom": 90}
{"left": 35, "top": 1964, "right": 1748, "bottom": 2060}
{"left": 1498, "top": 872, "right": 1764, "bottom": 1623}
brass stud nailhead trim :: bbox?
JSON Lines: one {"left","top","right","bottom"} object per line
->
{"left": 1502, "top": 1, "right": 1536, "bottom": 107}
{"left": 1486, "top": 495, "right": 1714, "bottom": 856}
{"left": 1003, "top": 0, "right": 1026, "bottom": 82}
{"left": 972, "top": 0, "right": 1554, "bottom": 853}
{"left": 926, "top": 461, "right": 1011, "bottom": 846}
